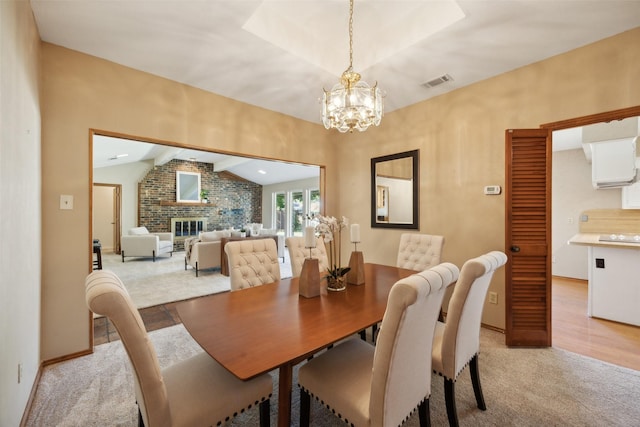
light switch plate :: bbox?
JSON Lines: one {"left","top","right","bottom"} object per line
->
{"left": 60, "top": 195, "right": 73, "bottom": 210}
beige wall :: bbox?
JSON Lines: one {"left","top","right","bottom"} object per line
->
{"left": 334, "top": 27, "right": 640, "bottom": 328}
{"left": 40, "top": 27, "right": 640, "bottom": 361}
{"left": 0, "top": 0, "right": 42, "bottom": 425}
{"left": 40, "top": 43, "right": 335, "bottom": 360}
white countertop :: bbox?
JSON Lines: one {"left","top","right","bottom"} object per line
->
{"left": 569, "top": 233, "right": 640, "bottom": 250}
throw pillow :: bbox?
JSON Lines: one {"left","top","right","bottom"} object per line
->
{"left": 200, "top": 230, "right": 231, "bottom": 241}
{"left": 129, "top": 226, "right": 149, "bottom": 235}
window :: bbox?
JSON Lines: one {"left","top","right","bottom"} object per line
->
{"left": 275, "top": 192, "right": 286, "bottom": 234}
{"left": 291, "top": 191, "right": 304, "bottom": 236}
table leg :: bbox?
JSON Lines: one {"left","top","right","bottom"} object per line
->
{"left": 277, "top": 363, "right": 293, "bottom": 427}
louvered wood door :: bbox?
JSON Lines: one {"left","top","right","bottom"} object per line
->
{"left": 505, "top": 129, "right": 552, "bottom": 346}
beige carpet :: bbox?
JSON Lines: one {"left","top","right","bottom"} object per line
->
{"left": 26, "top": 326, "right": 640, "bottom": 426}
{"left": 100, "top": 250, "right": 292, "bottom": 310}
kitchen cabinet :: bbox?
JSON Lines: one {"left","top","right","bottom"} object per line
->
{"left": 589, "top": 245, "right": 640, "bottom": 326}
{"left": 622, "top": 180, "right": 640, "bottom": 209}
{"left": 590, "top": 137, "right": 636, "bottom": 189}
{"left": 569, "top": 233, "right": 640, "bottom": 327}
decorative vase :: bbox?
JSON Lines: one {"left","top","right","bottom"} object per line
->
{"left": 327, "top": 275, "right": 346, "bottom": 292}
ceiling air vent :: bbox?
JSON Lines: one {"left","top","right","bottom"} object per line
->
{"left": 422, "top": 74, "right": 453, "bottom": 89}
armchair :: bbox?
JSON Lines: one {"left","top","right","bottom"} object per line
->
{"left": 121, "top": 226, "right": 173, "bottom": 262}
{"left": 184, "top": 230, "right": 229, "bottom": 277}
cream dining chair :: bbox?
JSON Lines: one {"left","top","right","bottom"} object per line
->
{"left": 358, "top": 232, "right": 446, "bottom": 343}
{"left": 396, "top": 233, "right": 445, "bottom": 271}
{"left": 225, "top": 238, "right": 281, "bottom": 291}
{"left": 85, "top": 269, "right": 272, "bottom": 427}
{"left": 285, "top": 236, "right": 330, "bottom": 278}
{"left": 431, "top": 250, "right": 508, "bottom": 427}
{"left": 298, "top": 262, "right": 459, "bottom": 427}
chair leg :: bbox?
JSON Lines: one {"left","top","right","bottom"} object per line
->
{"left": 418, "top": 398, "right": 431, "bottom": 427}
{"left": 469, "top": 354, "right": 486, "bottom": 410}
{"left": 372, "top": 323, "right": 379, "bottom": 343}
{"left": 444, "top": 378, "right": 459, "bottom": 427}
{"left": 259, "top": 398, "right": 270, "bottom": 427}
{"left": 184, "top": 258, "right": 187, "bottom": 270}
{"left": 153, "top": 250, "right": 156, "bottom": 262}
{"left": 359, "top": 329, "right": 367, "bottom": 341}
{"left": 122, "top": 252, "right": 125, "bottom": 263}
{"left": 195, "top": 262, "right": 199, "bottom": 277}
{"left": 300, "top": 388, "right": 311, "bottom": 427}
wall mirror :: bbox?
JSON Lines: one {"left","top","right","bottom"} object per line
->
{"left": 371, "top": 149, "right": 419, "bottom": 229}
{"left": 176, "top": 171, "right": 201, "bottom": 202}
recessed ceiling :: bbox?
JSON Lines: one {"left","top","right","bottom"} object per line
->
{"left": 30, "top": 1, "right": 640, "bottom": 125}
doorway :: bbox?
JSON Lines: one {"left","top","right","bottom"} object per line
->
{"left": 547, "top": 111, "right": 640, "bottom": 366}
{"left": 505, "top": 106, "right": 640, "bottom": 346}
{"left": 92, "top": 183, "right": 121, "bottom": 254}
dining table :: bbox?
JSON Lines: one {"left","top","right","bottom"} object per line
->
{"left": 176, "top": 262, "right": 415, "bottom": 427}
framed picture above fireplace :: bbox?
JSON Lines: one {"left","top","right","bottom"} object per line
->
{"left": 176, "top": 171, "right": 201, "bottom": 203}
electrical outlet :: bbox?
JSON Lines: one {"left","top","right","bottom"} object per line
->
{"left": 488, "top": 292, "right": 498, "bottom": 304}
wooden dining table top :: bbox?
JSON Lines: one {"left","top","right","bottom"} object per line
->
{"left": 176, "top": 262, "right": 415, "bottom": 426}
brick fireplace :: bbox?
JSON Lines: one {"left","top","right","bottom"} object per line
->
{"left": 138, "top": 159, "right": 262, "bottom": 251}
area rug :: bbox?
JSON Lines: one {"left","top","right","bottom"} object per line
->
{"left": 100, "top": 250, "right": 293, "bottom": 310}
{"left": 26, "top": 326, "right": 640, "bottom": 426}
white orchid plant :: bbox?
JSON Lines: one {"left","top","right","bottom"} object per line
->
{"left": 308, "top": 214, "right": 351, "bottom": 281}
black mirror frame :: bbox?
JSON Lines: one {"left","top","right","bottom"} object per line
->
{"left": 370, "top": 149, "right": 419, "bottom": 229}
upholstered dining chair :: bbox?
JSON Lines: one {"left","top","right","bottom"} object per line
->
{"left": 432, "top": 250, "right": 508, "bottom": 427}
{"left": 352, "top": 233, "right": 446, "bottom": 344}
{"left": 85, "top": 270, "right": 272, "bottom": 427}
{"left": 225, "top": 238, "right": 280, "bottom": 291}
{"left": 396, "top": 233, "right": 445, "bottom": 271}
{"left": 298, "top": 262, "right": 459, "bottom": 427}
{"left": 285, "top": 236, "right": 330, "bottom": 278}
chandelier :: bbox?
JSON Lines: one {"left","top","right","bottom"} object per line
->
{"left": 321, "top": 0, "right": 383, "bottom": 133}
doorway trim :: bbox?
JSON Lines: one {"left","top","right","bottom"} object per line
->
{"left": 540, "top": 106, "right": 640, "bottom": 131}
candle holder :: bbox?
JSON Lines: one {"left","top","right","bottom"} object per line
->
{"left": 299, "top": 248, "right": 321, "bottom": 298}
{"left": 347, "top": 242, "right": 365, "bottom": 285}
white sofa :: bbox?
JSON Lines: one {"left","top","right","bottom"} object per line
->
{"left": 184, "top": 230, "right": 230, "bottom": 276}
{"left": 257, "top": 228, "right": 285, "bottom": 261}
{"left": 121, "top": 226, "right": 174, "bottom": 262}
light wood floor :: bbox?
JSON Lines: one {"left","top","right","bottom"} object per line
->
{"left": 552, "top": 276, "right": 640, "bottom": 371}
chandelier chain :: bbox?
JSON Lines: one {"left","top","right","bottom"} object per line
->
{"left": 348, "top": 0, "right": 354, "bottom": 72}
{"left": 320, "top": 0, "right": 384, "bottom": 132}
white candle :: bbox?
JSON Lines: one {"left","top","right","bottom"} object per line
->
{"left": 350, "top": 224, "right": 361, "bottom": 243}
{"left": 304, "top": 226, "right": 316, "bottom": 248}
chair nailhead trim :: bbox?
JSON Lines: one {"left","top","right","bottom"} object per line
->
{"left": 300, "top": 386, "right": 425, "bottom": 427}
{"left": 433, "top": 351, "right": 479, "bottom": 381}
{"left": 212, "top": 393, "right": 272, "bottom": 426}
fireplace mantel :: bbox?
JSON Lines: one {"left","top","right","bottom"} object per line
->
{"left": 160, "top": 201, "right": 217, "bottom": 207}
